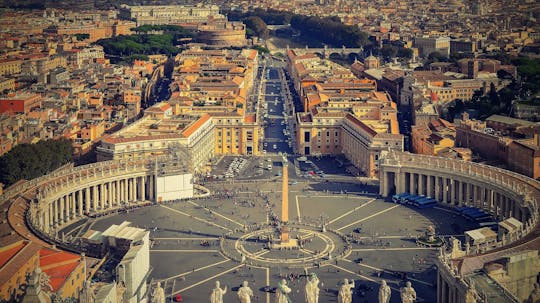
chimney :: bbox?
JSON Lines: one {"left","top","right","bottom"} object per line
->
{"left": 534, "top": 132, "right": 540, "bottom": 147}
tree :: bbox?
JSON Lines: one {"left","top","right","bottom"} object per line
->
{"left": 0, "top": 138, "right": 73, "bottom": 187}
{"left": 397, "top": 47, "right": 413, "bottom": 59}
{"left": 74, "top": 33, "right": 89, "bottom": 41}
{"left": 244, "top": 16, "right": 269, "bottom": 39}
{"left": 427, "top": 51, "right": 447, "bottom": 63}
{"left": 380, "top": 45, "right": 398, "bottom": 60}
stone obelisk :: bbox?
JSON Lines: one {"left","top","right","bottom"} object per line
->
{"left": 281, "top": 156, "right": 289, "bottom": 243}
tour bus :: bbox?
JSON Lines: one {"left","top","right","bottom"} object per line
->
{"left": 478, "top": 221, "right": 498, "bottom": 230}
{"left": 414, "top": 197, "right": 437, "bottom": 209}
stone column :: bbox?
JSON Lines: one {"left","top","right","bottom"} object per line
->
{"left": 131, "top": 178, "right": 136, "bottom": 202}
{"left": 149, "top": 176, "right": 154, "bottom": 201}
{"left": 124, "top": 179, "right": 129, "bottom": 203}
{"left": 99, "top": 183, "right": 105, "bottom": 209}
{"left": 61, "top": 195, "right": 67, "bottom": 223}
{"left": 78, "top": 190, "right": 83, "bottom": 216}
{"left": 85, "top": 188, "right": 90, "bottom": 213}
{"left": 107, "top": 182, "right": 112, "bottom": 208}
{"left": 457, "top": 181, "right": 463, "bottom": 206}
{"left": 112, "top": 181, "right": 116, "bottom": 205}
{"left": 53, "top": 199, "right": 59, "bottom": 226}
{"left": 419, "top": 174, "right": 425, "bottom": 196}
{"left": 141, "top": 176, "right": 146, "bottom": 201}
{"left": 409, "top": 173, "right": 415, "bottom": 195}
{"left": 450, "top": 180, "right": 456, "bottom": 205}
{"left": 92, "top": 186, "right": 97, "bottom": 211}
{"left": 435, "top": 176, "right": 440, "bottom": 201}
{"left": 427, "top": 175, "right": 433, "bottom": 197}
{"left": 48, "top": 203, "right": 53, "bottom": 230}
{"left": 472, "top": 185, "right": 478, "bottom": 206}
{"left": 43, "top": 204, "right": 50, "bottom": 233}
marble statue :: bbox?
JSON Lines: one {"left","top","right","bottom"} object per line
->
{"left": 305, "top": 273, "right": 320, "bottom": 303}
{"left": 527, "top": 283, "right": 540, "bottom": 303}
{"left": 378, "top": 280, "right": 391, "bottom": 303}
{"left": 210, "top": 281, "right": 227, "bottom": 303}
{"left": 400, "top": 281, "right": 416, "bottom": 303}
{"left": 426, "top": 225, "right": 436, "bottom": 242}
{"left": 37, "top": 268, "right": 53, "bottom": 293}
{"left": 276, "top": 279, "right": 292, "bottom": 303}
{"left": 237, "top": 281, "right": 253, "bottom": 303}
{"left": 151, "top": 282, "right": 165, "bottom": 303}
{"left": 337, "top": 278, "right": 355, "bottom": 303}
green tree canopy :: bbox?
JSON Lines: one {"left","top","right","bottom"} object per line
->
{"left": 0, "top": 138, "right": 73, "bottom": 187}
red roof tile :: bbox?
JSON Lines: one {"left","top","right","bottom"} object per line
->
{"left": 0, "top": 241, "right": 26, "bottom": 268}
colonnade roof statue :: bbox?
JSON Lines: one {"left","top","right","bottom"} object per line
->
{"left": 378, "top": 279, "right": 391, "bottom": 303}
{"left": 400, "top": 281, "right": 416, "bottom": 303}
{"left": 237, "top": 281, "right": 253, "bottom": 303}
{"left": 305, "top": 272, "right": 320, "bottom": 303}
{"left": 210, "top": 280, "right": 227, "bottom": 303}
{"left": 275, "top": 279, "right": 292, "bottom": 303}
{"left": 151, "top": 281, "right": 165, "bottom": 303}
{"left": 338, "top": 278, "right": 355, "bottom": 303}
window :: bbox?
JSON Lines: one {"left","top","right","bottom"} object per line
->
{"left": 304, "top": 131, "right": 310, "bottom": 142}
{"left": 326, "top": 131, "right": 330, "bottom": 137}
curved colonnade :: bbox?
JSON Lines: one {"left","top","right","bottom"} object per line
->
{"left": 379, "top": 151, "right": 540, "bottom": 303}
{"left": 3, "top": 159, "right": 161, "bottom": 239}
{"left": 380, "top": 151, "right": 539, "bottom": 232}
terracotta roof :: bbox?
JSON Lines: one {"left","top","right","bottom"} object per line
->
{"left": 344, "top": 114, "right": 377, "bottom": 137}
{"left": 0, "top": 240, "right": 26, "bottom": 268}
{"left": 244, "top": 114, "right": 256, "bottom": 123}
{"left": 181, "top": 114, "right": 211, "bottom": 138}
{"left": 0, "top": 241, "right": 41, "bottom": 287}
{"left": 40, "top": 248, "right": 81, "bottom": 291}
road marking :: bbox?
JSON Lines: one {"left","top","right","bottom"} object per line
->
{"left": 351, "top": 247, "right": 438, "bottom": 252}
{"left": 160, "top": 205, "right": 231, "bottom": 232}
{"left": 295, "top": 195, "right": 301, "bottom": 223}
{"left": 300, "top": 248, "right": 315, "bottom": 255}
{"left": 266, "top": 267, "right": 270, "bottom": 303}
{"left": 331, "top": 264, "right": 400, "bottom": 291}
{"left": 331, "top": 264, "right": 376, "bottom": 282}
{"left": 336, "top": 205, "right": 400, "bottom": 231}
{"left": 152, "top": 237, "right": 219, "bottom": 240}
{"left": 150, "top": 250, "right": 219, "bottom": 253}
{"left": 296, "top": 194, "right": 367, "bottom": 199}
{"left": 342, "top": 259, "right": 434, "bottom": 287}
{"left": 174, "top": 264, "right": 244, "bottom": 294}
{"left": 328, "top": 198, "right": 376, "bottom": 224}
{"left": 188, "top": 200, "right": 244, "bottom": 227}
{"left": 160, "top": 259, "right": 231, "bottom": 282}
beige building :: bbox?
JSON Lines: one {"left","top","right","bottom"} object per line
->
{"left": 210, "top": 112, "right": 261, "bottom": 156}
{"left": 97, "top": 113, "right": 214, "bottom": 173}
{"left": 296, "top": 110, "right": 403, "bottom": 177}
{"left": 119, "top": 4, "right": 223, "bottom": 26}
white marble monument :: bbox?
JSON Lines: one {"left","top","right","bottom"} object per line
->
{"left": 338, "top": 278, "right": 355, "bottom": 303}
{"left": 305, "top": 273, "right": 320, "bottom": 303}
{"left": 378, "top": 280, "right": 391, "bottom": 303}
{"left": 276, "top": 279, "right": 292, "bottom": 303}
{"left": 237, "top": 281, "right": 253, "bottom": 303}
{"left": 210, "top": 281, "right": 227, "bottom": 303}
{"left": 400, "top": 281, "right": 416, "bottom": 303}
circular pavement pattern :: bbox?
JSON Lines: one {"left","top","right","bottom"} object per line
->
{"left": 62, "top": 179, "right": 477, "bottom": 303}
